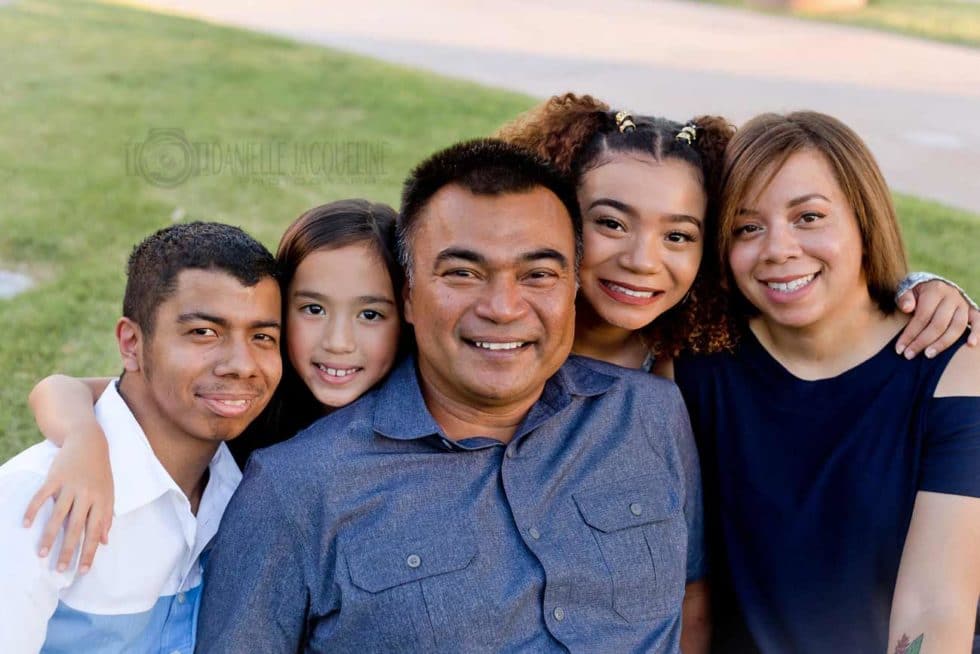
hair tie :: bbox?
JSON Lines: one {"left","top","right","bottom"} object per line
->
{"left": 676, "top": 123, "right": 697, "bottom": 144}
{"left": 615, "top": 111, "right": 636, "bottom": 134}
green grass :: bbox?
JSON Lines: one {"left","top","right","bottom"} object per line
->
{"left": 0, "top": 0, "right": 533, "bottom": 460}
{"left": 1, "top": 0, "right": 977, "bottom": 461}
{"left": 698, "top": 1, "right": 980, "bottom": 48}
{"left": 893, "top": 195, "right": 979, "bottom": 293}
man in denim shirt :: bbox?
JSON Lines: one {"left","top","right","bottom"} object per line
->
{"left": 197, "top": 140, "right": 706, "bottom": 653}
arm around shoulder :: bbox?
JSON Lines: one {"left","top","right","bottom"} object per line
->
{"left": 24, "top": 375, "right": 115, "bottom": 575}
{"left": 29, "top": 375, "right": 111, "bottom": 445}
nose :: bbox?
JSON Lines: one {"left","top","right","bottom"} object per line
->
{"left": 619, "top": 232, "right": 663, "bottom": 275}
{"left": 214, "top": 335, "right": 260, "bottom": 378}
{"left": 321, "top": 315, "right": 356, "bottom": 354}
{"left": 474, "top": 275, "right": 528, "bottom": 324}
{"left": 761, "top": 222, "right": 802, "bottom": 264}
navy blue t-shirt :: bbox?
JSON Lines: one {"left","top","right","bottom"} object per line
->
{"left": 675, "top": 331, "right": 980, "bottom": 654}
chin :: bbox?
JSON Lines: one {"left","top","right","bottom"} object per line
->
{"left": 597, "top": 306, "right": 661, "bottom": 332}
{"left": 318, "top": 394, "right": 359, "bottom": 409}
{"left": 758, "top": 305, "right": 823, "bottom": 329}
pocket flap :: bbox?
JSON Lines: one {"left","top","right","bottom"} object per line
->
{"left": 574, "top": 474, "right": 679, "bottom": 533}
{"left": 347, "top": 528, "right": 477, "bottom": 593}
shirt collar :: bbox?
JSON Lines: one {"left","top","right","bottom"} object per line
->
{"left": 96, "top": 381, "right": 242, "bottom": 516}
{"left": 372, "top": 354, "right": 616, "bottom": 443}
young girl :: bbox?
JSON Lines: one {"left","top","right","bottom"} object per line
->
{"left": 24, "top": 199, "right": 405, "bottom": 573}
{"left": 676, "top": 111, "right": 979, "bottom": 653}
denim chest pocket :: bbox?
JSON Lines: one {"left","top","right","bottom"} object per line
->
{"left": 345, "top": 527, "right": 496, "bottom": 652}
{"left": 574, "top": 474, "right": 687, "bottom": 622}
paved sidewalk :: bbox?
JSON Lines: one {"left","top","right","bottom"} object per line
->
{"left": 129, "top": 0, "right": 980, "bottom": 215}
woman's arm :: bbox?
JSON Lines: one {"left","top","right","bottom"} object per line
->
{"left": 888, "top": 344, "right": 980, "bottom": 653}
{"left": 25, "top": 375, "right": 113, "bottom": 575}
{"left": 895, "top": 277, "right": 979, "bottom": 359}
{"left": 888, "top": 492, "right": 980, "bottom": 654}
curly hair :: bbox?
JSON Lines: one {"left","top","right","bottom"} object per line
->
{"left": 497, "top": 93, "right": 738, "bottom": 357}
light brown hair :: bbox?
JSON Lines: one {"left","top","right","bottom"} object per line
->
{"left": 718, "top": 111, "right": 908, "bottom": 314}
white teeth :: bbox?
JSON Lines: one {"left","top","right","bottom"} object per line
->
{"left": 316, "top": 364, "right": 359, "bottom": 377}
{"left": 607, "top": 282, "right": 654, "bottom": 298}
{"left": 474, "top": 341, "right": 525, "bottom": 351}
{"left": 216, "top": 399, "right": 247, "bottom": 407}
{"left": 766, "top": 274, "right": 815, "bottom": 293}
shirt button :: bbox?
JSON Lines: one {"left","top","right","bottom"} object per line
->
{"left": 505, "top": 448, "right": 515, "bottom": 459}
{"left": 629, "top": 502, "right": 643, "bottom": 516}
{"left": 528, "top": 527, "right": 541, "bottom": 540}
{"left": 176, "top": 592, "right": 186, "bottom": 604}
{"left": 553, "top": 606, "right": 565, "bottom": 621}
{"left": 406, "top": 554, "right": 422, "bottom": 569}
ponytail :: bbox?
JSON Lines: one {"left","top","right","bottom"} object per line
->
{"left": 496, "top": 93, "right": 612, "bottom": 175}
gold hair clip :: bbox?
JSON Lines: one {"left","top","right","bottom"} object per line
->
{"left": 676, "top": 124, "right": 697, "bottom": 144}
{"left": 615, "top": 111, "right": 636, "bottom": 134}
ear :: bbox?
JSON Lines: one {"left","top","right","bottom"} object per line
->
{"left": 402, "top": 280, "right": 415, "bottom": 326}
{"left": 116, "top": 317, "right": 143, "bottom": 373}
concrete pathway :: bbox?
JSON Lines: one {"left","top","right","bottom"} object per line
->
{"left": 0, "top": 270, "right": 33, "bottom": 299}
{"left": 128, "top": 0, "right": 980, "bottom": 215}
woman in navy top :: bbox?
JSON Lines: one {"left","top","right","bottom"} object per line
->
{"left": 676, "top": 112, "right": 980, "bottom": 653}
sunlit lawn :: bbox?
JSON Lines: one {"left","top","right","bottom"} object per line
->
{"left": 696, "top": 0, "right": 980, "bottom": 48}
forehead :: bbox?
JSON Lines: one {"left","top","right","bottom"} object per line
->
{"left": 580, "top": 154, "right": 706, "bottom": 215}
{"left": 414, "top": 184, "right": 576, "bottom": 261}
{"left": 747, "top": 149, "right": 842, "bottom": 205}
{"left": 158, "top": 268, "right": 281, "bottom": 321}
{"left": 291, "top": 244, "right": 394, "bottom": 298}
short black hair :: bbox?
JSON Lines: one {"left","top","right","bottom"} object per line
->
{"left": 397, "top": 138, "right": 582, "bottom": 282}
{"left": 123, "top": 221, "right": 278, "bottom": 335}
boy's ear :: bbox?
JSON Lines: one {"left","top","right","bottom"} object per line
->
{"left": 116, "top": 317, "right": 143, "bottom": 373}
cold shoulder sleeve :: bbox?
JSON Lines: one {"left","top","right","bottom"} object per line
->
{"left": 919, "top": 396, "right": 980, "bottom": 498}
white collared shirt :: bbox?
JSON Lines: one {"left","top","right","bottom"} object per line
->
{"left": 0, "top": 381, "right": 242, "bottom": 654}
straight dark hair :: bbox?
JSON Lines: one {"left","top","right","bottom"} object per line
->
{"left": 397, "top": 138, "right": 583, "bottom": 284}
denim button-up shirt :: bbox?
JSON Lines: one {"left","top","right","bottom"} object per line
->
{"left": 197, "top": 355, "right": 704, "bottom": 653}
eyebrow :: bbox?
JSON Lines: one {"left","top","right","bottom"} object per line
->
{"left": 435, "top": 246, "right": 570, "bottom": 271}
{"left": 435, "top": 247, "right": 486, "bottom": 267}
{"left": 293, "top": 290, "right": 395, "bottom": 305}
{"left": 787, "top": 193, "right": 830, "bottom": 207}
{"left": 589, "top": 197, "right": 702, "bottom": 228}
{"left": 177, "top": 312, "right": 281, "bottom": 331}
{"left": 738, "top": 193, "right": 831, "bottom": 216}
{"left": 588, "top": 198, "right": 634, "bottom": 215}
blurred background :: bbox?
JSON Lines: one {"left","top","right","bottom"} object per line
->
{"left": 1, "top": 0, "right": 977, "bottom": 459}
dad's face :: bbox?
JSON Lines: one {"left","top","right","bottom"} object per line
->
{"left": 127, "top": 268, "right": 282, "bottom": 443}
{"left": 404, "top": 184, "right": 577, "bottom": 411}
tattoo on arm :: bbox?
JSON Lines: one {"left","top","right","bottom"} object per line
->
{"left": 894, "top": 633, "right": 924, "bottom": 654}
